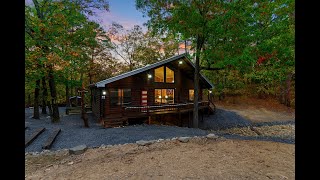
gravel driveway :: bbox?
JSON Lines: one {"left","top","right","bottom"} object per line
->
{"left": 25, "top": 107, "right": 294, "bottom": 152}
{"left": 25, "top": 108, "right": 207, "bottom": 152}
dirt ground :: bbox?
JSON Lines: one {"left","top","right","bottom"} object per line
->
{"left": 26, "top": 137, "right": 294, "bottom": 180}
{"left": 214, "top": 96, "right": 295, "bottom": 123}
{"left": 25, "top": 97, "right": 295, "bottom": 179}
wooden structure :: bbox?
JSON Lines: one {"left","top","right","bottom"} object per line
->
{"left": 90, "top": 53, "right": 215, "bottom": 127}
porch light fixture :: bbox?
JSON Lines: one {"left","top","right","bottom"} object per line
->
{"left": 209, "top": 90, "right": 212, "bottom": 93}
{"left": 178, "top": 60, "right": 183, "bottom": 64}
{"left": 147, "top": 74, "right": 152, "bottom": 78}
{"left": 102, "top": 90, "right": 107, "bottom": 95}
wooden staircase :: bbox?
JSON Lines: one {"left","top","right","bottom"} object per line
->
{"left": 103, "top": 115, "right": 128, "bottom": 128}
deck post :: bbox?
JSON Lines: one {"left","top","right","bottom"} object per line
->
{"left": 178, "top": 107, "right": 181, "bottom": 126}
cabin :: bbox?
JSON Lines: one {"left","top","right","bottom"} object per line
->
{"left": 89, "top": 53, "right": 215, "bottom": 127}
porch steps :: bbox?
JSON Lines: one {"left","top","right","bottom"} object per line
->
{"left": 103, "top": 116, "right": 128, "bottom": 128}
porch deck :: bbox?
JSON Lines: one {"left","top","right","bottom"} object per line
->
{"left": 103, "top": 101, "right": 215, "bottom": 127}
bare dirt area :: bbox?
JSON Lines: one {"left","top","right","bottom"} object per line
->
{"left": 214, "top": 96, "right": 295, "bottom": 123}
{"left": 25, "top": 97, "right": 295, "bottom": 179}
{"left": 25, "top": 137, "right": 294, "bottom": 180}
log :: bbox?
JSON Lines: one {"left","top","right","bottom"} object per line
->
{"left": 25, "top": 128, "right": 45, "bottom": 147}
{"left": 42, "top": 128, "right": 61, "bottom": 149}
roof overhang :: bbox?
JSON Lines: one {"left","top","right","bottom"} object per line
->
{"left": 92, "top": 53, "right": 214, "bottom": 89}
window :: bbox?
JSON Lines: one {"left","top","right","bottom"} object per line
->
{"left": 154, "top": 66, "right": 164, "bottom": 82}
{"left": 166, "top": 67, "right": 174, "bottom": 83}
{"left": 110, "top": 89, "right": 131, "bottom": 107}
{"left": 154, "top": 66, "right": 175, "bottom": 83}
{"left": 189, "top": 89, "right": 194, "bottom": 101}
{"left": 155, "top": 89, "right": 174, "bottom": 104}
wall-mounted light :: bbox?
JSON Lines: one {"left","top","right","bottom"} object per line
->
{"left": 165, "top": 95, "right": 168, "bottom": 99}
{"left": 158, "top": 96, "right": 161, "bottom": 98}
{"left": 209, "top": 90, "right": 212, "bottom": 93}
{"left": 147, "top": 74, "right": 152, "bottom": 78}
{"left": 178, "top": 60, "right": 183, "bottom": 65}
{"left": 102, "top": 90, "right": 106, "bottom": 95}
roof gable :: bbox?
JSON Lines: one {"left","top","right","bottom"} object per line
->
{"left": 93, "top": 53, "right": 213, "bottom": 88}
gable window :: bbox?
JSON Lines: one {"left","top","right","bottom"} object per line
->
{"left": 154, "top": 66, "right": 164, "bottom": 82}
{"left": 166, "top": 67, "right": 174, "bottom": 83}
{"left": 155, "top": 89, "right": 174, "bottom": 104}
{"left": 110, "top": 89, "right": 131, "bottom": 107}
{"left": 154, "top": 66, "right": 175, "bottom": 83}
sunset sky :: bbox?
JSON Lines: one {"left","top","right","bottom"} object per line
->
{"left": 92, "top": 0, "right": 149, "bottom": 31}
{"left": 25, "top": 0, "right": 149, "bottom": 31}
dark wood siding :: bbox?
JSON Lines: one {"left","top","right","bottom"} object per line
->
{"left": 99, "top": 63, "right": 208, "bottom": 117}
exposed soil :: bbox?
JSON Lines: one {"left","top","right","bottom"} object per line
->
{"left": 25, "top": 138, "right": 294, "bottom": 180}
{"left": 214, "top": 96, "right": 295, "bottom": 123}
{"left": 25, "top": 97, "right": 295, "bottom": 179}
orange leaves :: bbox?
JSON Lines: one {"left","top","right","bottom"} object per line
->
{"left": 70, "top": 51, "right": 79, "bottom": 57}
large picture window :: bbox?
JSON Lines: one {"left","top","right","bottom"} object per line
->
{"left": 110, "top": 89, "right": 131, "bottom": 107}
{"left": 154, "top": 66, "right": 164, "bottom": 82}
{"left": 154, "top": 66, "right": 175, "bottom": 83}
{"left": 155, "top": 89, "right": 174, "bottom": 104}
{"left": 166, "top": 67, "right": 174, "bottom": 83}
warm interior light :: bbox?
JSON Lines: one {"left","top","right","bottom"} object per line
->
{"left": 148, "top": 74, "right": 152, "bottom": 78}
{"left": 165, "top": 95, "right": 168, "bottom": 98}
{"left": 158, "top": 96, "right": 161, "bottom": 98}
{"left": 179, "top": 60, "right": 183, "bottom": 64}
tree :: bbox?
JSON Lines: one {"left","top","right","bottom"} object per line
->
{"left": 136, "top": 0, "right": 223, "bottom": 128}
{"left": 25, "top": 0, "right": 110, "bottom": 122}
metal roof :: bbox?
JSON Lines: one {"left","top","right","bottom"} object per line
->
{"left": 93, "top": 53, "right": 214, "bottom": 88}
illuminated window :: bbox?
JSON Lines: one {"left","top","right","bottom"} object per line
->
{"left": 154, "top": 66, "right": 164, "bottom": 82}
{"left": 155, "top": 89, "right": 174, "bottom": 104}
{"left": 189, "top": 89, "right": 194, "bottom": 101}
{"left": 166, "top": 67, "right": 174, "bottom": 83}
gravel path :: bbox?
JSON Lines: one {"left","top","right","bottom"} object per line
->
{"left": 25, "top": 107, "right": 295, "bottom": 152}
{"left": 199, "top": 108, "right": 252, "bottom": 130}
{"left": 25, "top": 108, "right": 207, "bottom": 152}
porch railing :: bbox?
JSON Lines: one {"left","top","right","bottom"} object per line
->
{"left": 123, "top": 101, "right": 209, "bottom": 117}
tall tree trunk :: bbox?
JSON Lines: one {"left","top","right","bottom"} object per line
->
{"left": 66, "top": 81, "right": 70, "bottom": 107}
{"left": 81, "top": 83, "right": 89, "bottom": 127}
{"left": 33, "top": 79, "right": 40, "bottom": 119}
{"left": 193, "top": 35, "right": 204, "bottom": 128}
{"left": 285, "top": 73, "right": 292, "bottom": 107}
{"left": 28, "top": 94, "right": 31, "bottom": 107}
{"left": 47, "top": 100, "right": 52, "bottom": 115}
{"left": 41, "top": 77, "right": 47, "bottom": 114}
{"left": 48, "top": 66, "right": 60, "bottom": 122}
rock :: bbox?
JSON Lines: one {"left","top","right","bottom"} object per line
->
{"left": 206, "top": 133, "right": 218, "bottom": 139}
{"left": 178, "top": 137, "right": 191, "bottom": 143}
{"left": 69, "top": 145, "right": 87, "bottom": 155}
{"left": 157, "top": 139, "right": 164, "bottom": 142}
{"left": 136, "top": 140, "right": 155, "bottom": 146}
{"left": 68, "top": 161, "right": 74, "bottom": 165}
